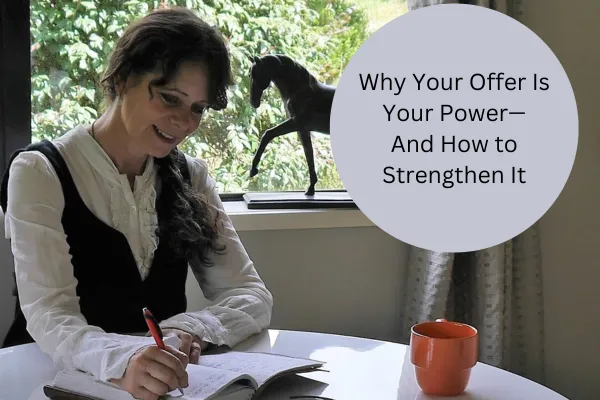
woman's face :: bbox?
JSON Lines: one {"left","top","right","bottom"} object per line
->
{"left": 118, "top": 61, "right": 210, "bottom": 158}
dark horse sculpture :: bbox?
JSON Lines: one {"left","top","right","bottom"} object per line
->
{"left": 248, "top": 54, "right": 336, "bottom": 196}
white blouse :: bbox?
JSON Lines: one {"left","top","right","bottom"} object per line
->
{"left": 2, "top": 125, "right": 273, "bottom": 382}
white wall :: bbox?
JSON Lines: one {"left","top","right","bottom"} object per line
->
{"left": 240, "top": 227, "right": 409, "bottom": 340}
{"left": 519, "top": 1, "right": 600, "bottom": 399}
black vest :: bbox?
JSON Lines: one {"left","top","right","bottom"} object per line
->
{"left": 1, "top": 140, "right": 190, "bottom": 347}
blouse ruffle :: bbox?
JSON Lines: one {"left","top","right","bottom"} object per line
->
{"left": 78, "top": 127, "right": 161, "bottom": 281}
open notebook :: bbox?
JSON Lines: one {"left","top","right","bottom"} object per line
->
{"left": 43, "top": 350, "right": 325, "bottom": 400}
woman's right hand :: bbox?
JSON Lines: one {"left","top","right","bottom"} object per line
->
{"left": 111, "top": 345, "right": 189, "bottom": 400}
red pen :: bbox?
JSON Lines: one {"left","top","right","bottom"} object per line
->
{"left": 143, "top": 307, "right": 185, "bottom": 396}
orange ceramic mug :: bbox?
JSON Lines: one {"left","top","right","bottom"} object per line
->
{"left": 410, "top": 318, "right": 478, "bottom": 396}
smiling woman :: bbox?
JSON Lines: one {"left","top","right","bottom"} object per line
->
{"left": 0, "top": 7, "right": 273, "bottom": 400}
{"left": 95, "top": 8, "right": 230, "bottom": 161}
{"left": 89, "top": 6, "right": 233, "bottom": 269}
{"left": 93, "top": 62, "right": 215, "bottom": 170}
{"left": 100, "top": 66, "right": 211, "bottom": 151}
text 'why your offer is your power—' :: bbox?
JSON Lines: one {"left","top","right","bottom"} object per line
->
{"left": 354, "top": 72, "right": 549, "bottom": 189}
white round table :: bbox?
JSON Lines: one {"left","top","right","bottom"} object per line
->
{"left": 0, "top": 329, "right": 568, "bottom": 400}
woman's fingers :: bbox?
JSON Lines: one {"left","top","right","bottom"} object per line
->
{"left": 115, "top": 345, "right": 189, "bottom": 400}
{"left": 189, "top": 342, "right": 202, "bottom": 364}
{"left": 151, "top": 346, "right": 189, "bottom": 387}
{"left": 163, "top": 345, "right": 189, "bottom": 376}
{"left": 137, "top": 371, "right": 172, "bottom": 398}
{"left": 177, "top": 332, "right": 193, "bottom": 361}
{"left": 162, "top": 329, "right": 194, "bottom": 367}
{"left": 145, "top": 358, "right": 181, "bottom": 392}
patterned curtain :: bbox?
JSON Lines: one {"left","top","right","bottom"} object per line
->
{"left": 399, "top": 0, "right": 545, "bottom": 386}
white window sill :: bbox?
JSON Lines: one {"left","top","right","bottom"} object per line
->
{"left": 223, "top": 201, "right": 375, "bottom": 231}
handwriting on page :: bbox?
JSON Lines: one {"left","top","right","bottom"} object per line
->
{"left": 167, "top": 364, "right": 244, "bottom": 400}
{"left": 199, "top": 352, "right": 319, "bottom": 387}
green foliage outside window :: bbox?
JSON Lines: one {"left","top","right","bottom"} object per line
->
{"left": 30, "top": 0, "right": 400, "bottom": 193}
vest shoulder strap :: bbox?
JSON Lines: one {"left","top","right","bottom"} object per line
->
{"left": 0, "top": 140, "right": 81, "bottom": 215}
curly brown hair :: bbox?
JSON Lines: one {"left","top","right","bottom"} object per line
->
{"left": 100, "top": 6, "right": 231, "bottom": 267}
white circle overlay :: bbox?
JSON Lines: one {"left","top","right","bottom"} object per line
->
{"left": 330, "top": 4, "right": 578, "bottom": 253}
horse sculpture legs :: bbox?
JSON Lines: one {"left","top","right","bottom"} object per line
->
{"left": 250, "top": 118, "right": 298, "bottom": 178}
{"left": 250, "top": 117, "right": 319, "bottom": 195}
{"left": 297, "top": 129, "right": 318, "bottom": 196}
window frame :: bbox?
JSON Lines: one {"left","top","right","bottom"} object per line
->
{"left": 1, "top": 0, "right": 349, "bottom": 203}
{"left": 0, "top": 0, "right": 31, "bottom": 174}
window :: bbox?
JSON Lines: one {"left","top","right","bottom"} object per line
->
{"left": 4, "top": 0, "right": 408, "bottom": 199}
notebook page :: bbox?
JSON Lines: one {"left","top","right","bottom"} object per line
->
{"left": 198, "top": 351, "right": 323, "bottom": 388}
{"left": 167, "top": 364, "right": 253, "bottom": 400}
